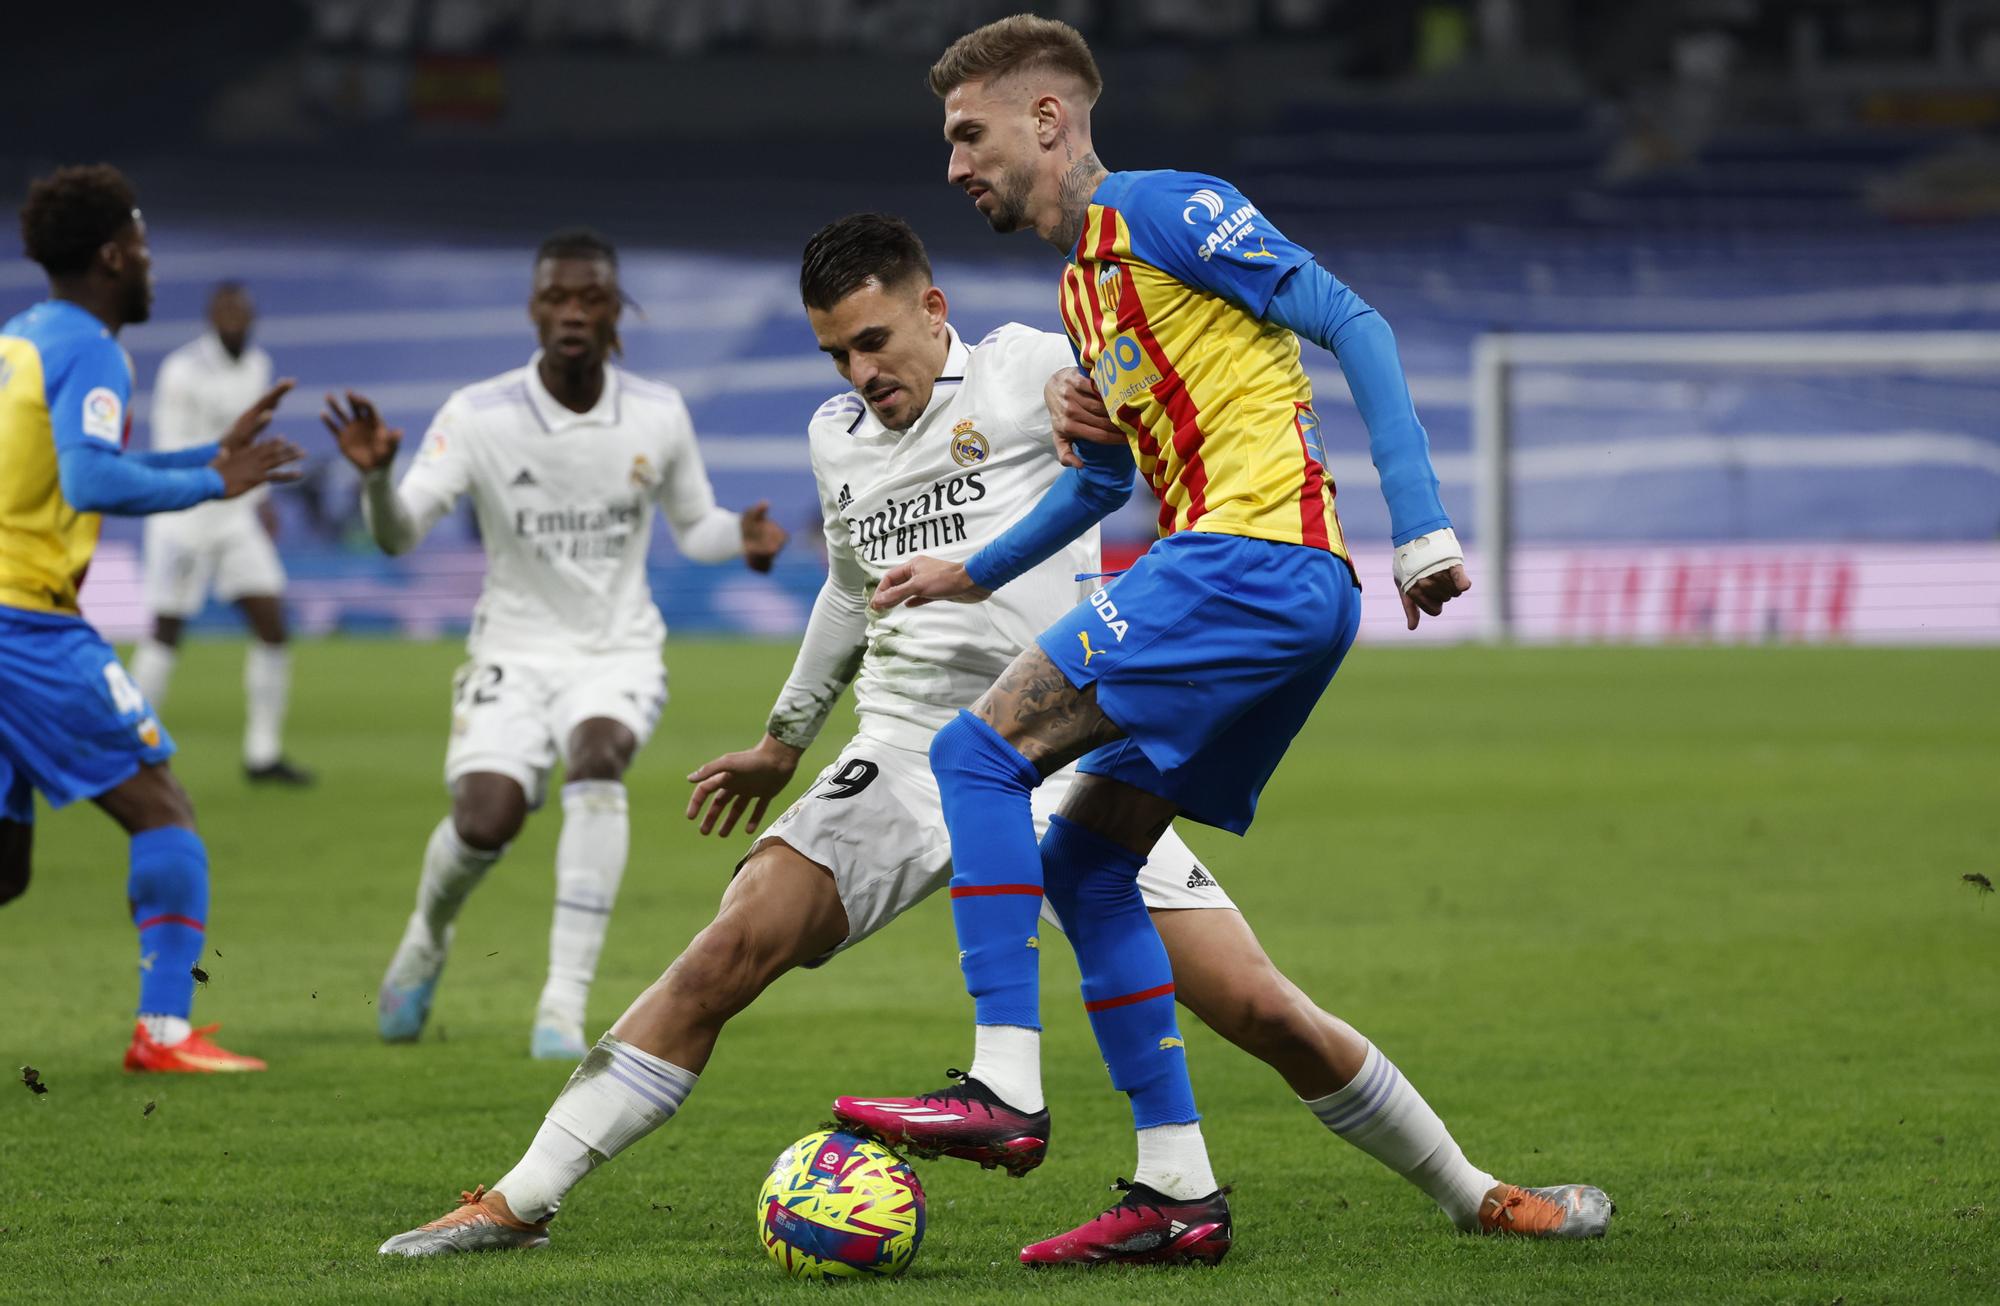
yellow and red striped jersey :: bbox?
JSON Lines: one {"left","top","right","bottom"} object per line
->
{"left": 1058, "top": 170, "right": 1346, "bottom": 559}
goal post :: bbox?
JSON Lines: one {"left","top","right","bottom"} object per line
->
{"left": 1470, "top": 330, "right": 2000, "bottom": 642}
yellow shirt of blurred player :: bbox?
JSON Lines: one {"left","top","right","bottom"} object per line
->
{"left": 1058, "top": 170, "right": 1346, "bottom": 559}
{"left": 0, "top": 302, "right": 134, "bottom": 614}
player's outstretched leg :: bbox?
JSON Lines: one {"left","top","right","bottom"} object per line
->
{"left": 378, "top": 775, "right": 520, "bottom": 1042}
{"left": 1155, "top": 908, "right": 1613, "bottom": 1239}
{"left": 1019, "top": 807, "right": 1229, "bottom": 1268}
{"left": 380, "top": 842, "right": 844, "bottom": 1255}
{"left": 95, "top": 765, "right": 263, "bottom": 1073}
{"left": 833, "top": 711, "right": 1054, "bottom": 1175}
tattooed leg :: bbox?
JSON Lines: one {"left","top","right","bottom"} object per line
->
{"left": 969, "top": 643, "right": 1124, "bottom": 776}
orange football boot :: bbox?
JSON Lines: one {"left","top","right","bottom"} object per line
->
{"left": 1477, "top": 1182, "right": 1614, "bottom": 1238}
{"left": 378, "top": 1185, "right": 552, "bottom": 1256}
{"left": 123, "top": 1022, "right": 267, "bottom": 1073}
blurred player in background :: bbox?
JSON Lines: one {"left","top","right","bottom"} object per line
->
{"left": 130, "top": 282, "right": 313, "bottom": 786}
{"left": 377, "top": 216, "right": 1604, "bottom": 1259}
{"left": 0, "top": 164, "right": 300, "bottom": 1072}
{"left": 836, "top": 16, "right": 1608, "bottom": 1263}
{"left": 323, "top": 228, "right": 788, "bottom": 1062}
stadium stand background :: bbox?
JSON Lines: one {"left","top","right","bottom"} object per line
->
{"left": 7, "top": 0, "right": 1998, "bottom": 643}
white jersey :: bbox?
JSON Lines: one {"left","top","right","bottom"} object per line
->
{"left": 379, "top": 355, "right": 742, "bottom": 660}
{"left": 767, "top": 324, "right": 1098, "bottom": 752}
{"left": 148, "top": 332, "right": 273, "bottom": 532}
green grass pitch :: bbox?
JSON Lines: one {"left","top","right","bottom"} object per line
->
{"left": 2, "top": 638, "right": 1995, "bottom": 1303}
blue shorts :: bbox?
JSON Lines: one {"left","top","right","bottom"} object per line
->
{"left": 1037, "top": 532, "right": 1361, "bottom": 834}
{"left": 0, "top": 605, "right": 175, "bottom": 825}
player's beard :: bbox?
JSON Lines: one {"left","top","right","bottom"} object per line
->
{"left": 980, "top": 167, "right": 1036, "bottom": 234}
{"left": 124, "top": 272, "right": 153, "bottom": 325}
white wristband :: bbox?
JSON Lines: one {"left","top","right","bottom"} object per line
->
{"left": 1392, "top": 526, "right": 1463, "bottom": 593}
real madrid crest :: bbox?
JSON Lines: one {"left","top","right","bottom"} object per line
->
{"left": 629, "top": 454, "right": 655, "bottom": 489}
{"left": 949, "top": 418, "right": 990, "bottom": 467}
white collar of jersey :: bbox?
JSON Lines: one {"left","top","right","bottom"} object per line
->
{"left": 847, "top": 325, "right": 970, "bottom": 438}
{"left": 524, "top": 352, "right": 622, "bottom": 432}
{"left": 197, "top": 330, "right": 253, "bottom": 371}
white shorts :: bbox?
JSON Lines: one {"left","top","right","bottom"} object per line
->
{"left": 444, "top": 650, "right": 668, "bottom": 808}
{"left": 755, "top": 731, "right": 1234, "bottom": 962}
{"left": 142, "top": 513, "right": 286, "bottom": 617}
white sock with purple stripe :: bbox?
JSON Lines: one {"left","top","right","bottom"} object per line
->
{"left": 496, "top": 1035, "right": 698, "bottom": 1221}
{"left": 537, "top": 781, "right": 629, "bottom": 1031}
{"left": 1303, "top": 1041, "right": 1496, "bottom": 1230}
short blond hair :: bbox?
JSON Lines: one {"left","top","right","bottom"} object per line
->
{"left": 928, "top": 14, "right": 1102, "bottom": 103}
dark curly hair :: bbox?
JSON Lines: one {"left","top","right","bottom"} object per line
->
{"left": 19, "top": 164, "right": 138, "bottom": 276}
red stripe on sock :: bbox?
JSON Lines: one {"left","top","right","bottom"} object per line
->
{"left": 948, "top": 884, "right": 1045, "bottom": 899}
{"left": 134, "top": 913, "right": 205, "bottom": 931}
{"left": 1084, "top": 981, "right": 1176, "bottom": 1013}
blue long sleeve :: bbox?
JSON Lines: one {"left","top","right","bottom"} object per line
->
{"left": 132, "top": 442, "right": 221, "bottom": 470}
{"left": 1266, "top": 261, "right": 1450, "bottom": 546}
{"left": 58, "top": 440, "right": 225, "bottom": 515}
{"left": 964, "top": 436, "right": 1135, "bottom": 591}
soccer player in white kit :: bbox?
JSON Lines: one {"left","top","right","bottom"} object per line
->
{"left": 377, "top": 215, "right": 1597, "bottom": 1258}
{"left": 321, "top": 229, "right": 788, "bottom": 1061}
{"left": 129, "top": 283, "right": 312, "bottom": 784}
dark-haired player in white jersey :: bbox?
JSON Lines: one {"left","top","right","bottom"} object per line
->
{"left": 376, "top": 215, "right": 1583, "bottom": 1261}
{"left": 323, "top": 229, "right": 787, "bottom": 1063}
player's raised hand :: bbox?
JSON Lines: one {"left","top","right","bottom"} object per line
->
{"left": 739, "top": 501, "right": 789, "bottom": 574}
{"left": 220, "top": 379, "right": 296, "bottom": 450}
{"left": 321, "top": 390, "right": 403, "bottom": 474}
{"left": 211, "top": 434, "right": 305, "bottom": 498}
{"left": 872, "top": 555, "right": 991, "bottom": 611}
{"left": 1044, "top": 368, "right": 1121, "bottom": 469}
{"left": 686, "top": 734, "right": 804, "bottom": 837}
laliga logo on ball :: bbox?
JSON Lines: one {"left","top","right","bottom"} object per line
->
{"left": 758, "top": 1129, "right": 925, "bottom": 1280}
{"left": 1182, "top": 188, "right": 1226, "bottom": 224}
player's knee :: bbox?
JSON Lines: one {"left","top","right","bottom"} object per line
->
{"left": 450, "top": 800, "right": 523, "bottom": 853}
{"left": 565, "top": 743, "right": 627, "bottom": 782}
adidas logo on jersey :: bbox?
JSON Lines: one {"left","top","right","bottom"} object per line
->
{"left": 512, "top": 468, "right": 539, "bottom": 487}
{"left": 1186, "top": 864, "right": 1217, "bottom": 890}
{"left": 837, "top": 483, "right": 853, "bottom": 510}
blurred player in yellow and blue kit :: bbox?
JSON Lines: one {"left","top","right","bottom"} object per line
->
{"left": 0, "top": 164, "right": 298, "bottom": 1072}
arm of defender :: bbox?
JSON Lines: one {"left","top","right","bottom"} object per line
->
{"left": 654, "top": 396, "right": 789, "bottom": 569}
{"left": 687, "top": 493, "right": 866, "bottom": 838}
{"left": 51, "top": 344, "right": 224, "bottom": 514}
{"left": 326, "top": 391, "right": 454, "bottom": 556}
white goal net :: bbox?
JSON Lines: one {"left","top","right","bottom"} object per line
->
{"left": 1467, "top": 331, "right": 2000, "bottom": 644}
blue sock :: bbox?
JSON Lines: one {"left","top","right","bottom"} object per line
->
{"left": 128, "top": 827, "right": 209, "bottom": 1019}
{"left": 931, "top": 711, "right": 1045, "bottom": 1031}
{"left": 1041, "top": 814, "right": 1198, "bottom": 1129}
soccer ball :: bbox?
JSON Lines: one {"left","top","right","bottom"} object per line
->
{"left": 757, "top": 1129, "right": 925, "bottom": 1279}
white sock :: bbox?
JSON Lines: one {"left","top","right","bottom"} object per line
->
{"left": 139, "top": 1013, "right": 191, "bottom": 1046}
{"left": 1304, "top": 1041, "right": 1498, "bottom": 1229}
{"left": 538, "top": 781, "right": 629, "bottom": 1030}
{"left": 243, "top": 643, "right": 290, "bottom": 768}
{"left": 1133, "top": 1121, "right": 1219, "bottom": 1200}
{"left": 415, "top": 817, "right": 503, "bottom": 942}
{"left": 968, "top": 1023, "right": 1043, "bottom": 1113}
{"left": 497, "top": 1034, "right": 698, "bottom": 1221}
{"left": 131, "top": 639, "right": 176, "bottom": 711}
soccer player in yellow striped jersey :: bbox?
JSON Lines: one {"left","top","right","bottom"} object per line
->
{"left": 0, "top": 164, "right": 300, "bottom": 1074}
{"left": 837, "top": 15, "right": 1609, "bottom": 1267}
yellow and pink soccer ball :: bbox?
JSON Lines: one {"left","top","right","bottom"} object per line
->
{"left": 757, "top": 1129, "right": 925, "bottom": 1279}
